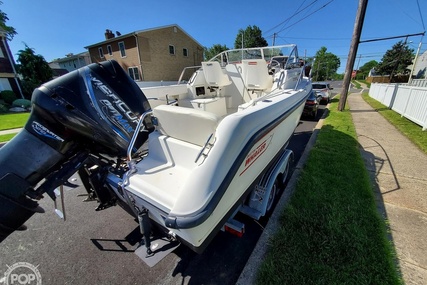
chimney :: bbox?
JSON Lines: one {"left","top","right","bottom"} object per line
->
{"left": 104, "top": 29, "right": 115, "bottom": 40}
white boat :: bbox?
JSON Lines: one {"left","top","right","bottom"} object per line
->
{"left": 119, "top": 45, "right": 311, "bottom": 252}
{"left": 0, "top": 45, "right": 311, "bottom": 263}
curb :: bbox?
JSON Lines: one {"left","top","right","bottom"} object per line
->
{"left": 236, "top": 105, "right": 330, "bottom": 285}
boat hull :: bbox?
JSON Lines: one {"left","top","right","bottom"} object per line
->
{"left": 124, "top": 85, "right": 310, "bottom": 251}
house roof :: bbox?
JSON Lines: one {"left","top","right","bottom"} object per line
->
{"left": 50, "top": 51, "right": 89, "bottom": 63}
{"left": 84, "top": 24, "right": 203, "bottom": 49}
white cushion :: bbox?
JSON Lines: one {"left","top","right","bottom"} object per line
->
{"left": 153, "top": 105, "right": 220, "bottom": 146}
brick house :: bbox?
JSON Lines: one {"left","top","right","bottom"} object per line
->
{"left": 0, "top": 28, "right": 23, "bottom": 98}
{"left": 84, "top": 24, "right": 204, "bottom": 82}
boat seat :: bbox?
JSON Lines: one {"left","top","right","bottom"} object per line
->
{"left": 153, "top": 104, "right": 220, "bottom": 147}
{"left": 191, "top": 97, "right": 227, "bottom": 117}
{"left": 202, "top": 61, "right": 232, "bottom": 88}
{"left": 241, "top": 59, "right": 272, "bottom": 91}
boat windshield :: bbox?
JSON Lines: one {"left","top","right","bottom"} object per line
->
{"left": 209, "top": 45, "right": 298, "bottom": 67}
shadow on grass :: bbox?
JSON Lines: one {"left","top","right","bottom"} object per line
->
{"left": 256, "top": 124, "right": 402, "bottom": 285}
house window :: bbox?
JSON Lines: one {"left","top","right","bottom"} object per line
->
{"left": 169, "top": 45, "right": 175, "bottom": 55}
{"left": 183, "top": 48, "right": 188, "bottom": 57}
{"left": 107, "top": 45, "right": 113, "bottom": 56}
{"left": 118, "top": 42, "right": 126, "bottom": 57}
{"left": 128, "top": 67, "right": 141, "bottom": 81}
{"left": 0, "top": 47, "right": 4, "bottom": 58}
{"left": 98, "top": 47, "right": 104, "bottom": 58}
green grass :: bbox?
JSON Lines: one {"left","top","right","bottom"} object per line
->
{"left": 0, "top": 113, "right": 29, "bottom": 142}
{"left": 358, "top": 80, "right": 371, "bottom": 88}
{"left": 362, "top": 93, "right": 427, "bottom": 154}
{"left": 351, "top": 80, "right": 362, "bottom": 89}
{"left": 0, "top": 133, "right": 16, "bottom": 143}
{"left": 0, "top": 112, "right": 30, "bottom": 130}
{"left": 256, "top": 97, "right": 401, "bottom": 285}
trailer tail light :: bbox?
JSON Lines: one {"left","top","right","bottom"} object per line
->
{"left": 223, "top": 219, "right": 245, "bottom": 237}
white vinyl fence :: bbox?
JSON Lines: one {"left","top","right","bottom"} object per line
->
{"left": 369, "top": 83, "right": 427, "bottom": 130}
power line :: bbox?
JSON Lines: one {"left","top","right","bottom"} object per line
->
{"left": 276, "top": 0, "right": 335, "bottom": 35}
{"left": 264, "top": 0, "right": 319, "bottom": 35}
{"left": 264, "top": 0, "right": 335, "bottom": 40}
{"left": 416, "top": 0, "right": 426, "bottom": 31}
{"left": 280, "top": 36, "right": 350, "bottom": 41}
{"left": 359, "top": 32, "right": 426, "bottom": 43}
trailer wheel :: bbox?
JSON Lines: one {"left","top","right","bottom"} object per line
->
{"left": 266, "top": 178, "right": 279, "bottom": 213}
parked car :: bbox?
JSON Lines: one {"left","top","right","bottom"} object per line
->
{"left": 302, "top": 90, "right": 320, "bottom": 119}
{"left": 312, "top": 82, "right": 333, "bottom": 104}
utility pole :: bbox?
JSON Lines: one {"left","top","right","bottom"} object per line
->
{"left": 408, "top": 35, "right": 424, "bottom": 84}
{"left": 338, "top": 0, "right": 369, "bottom": 111}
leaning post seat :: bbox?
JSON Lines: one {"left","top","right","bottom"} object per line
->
{"left": 241, "top": 59, "right": 272, "bottom": 91}
{"left": 152, "top": 105, "right": 220, "bottom": 147}
{"left": 201, "top": 61, "right": 232, "bottom": 88}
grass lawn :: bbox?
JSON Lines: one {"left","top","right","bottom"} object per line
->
{"left": 358, "top": 80, "right": 371, "bottom": 88}
{"left": 351, "top": 80, "right": 362, "bottom": 89}
{"left": 256, "top": 97, "right": 401, "bottom": 284}
{"left": 0, "top": 133, "right": 16, "bottom": 143}
{"left": 0, "top": 112, "right": 30, "bottom": 130}
{"left": 362, "top": 93, "right": 427, "bottom": 154}
{"left": 0, "top": 112, "right": 30, "bottom": 142}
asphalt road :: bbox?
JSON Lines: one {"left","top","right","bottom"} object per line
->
{"left": 0, "top": 86, "right": 340, "bottom": 284}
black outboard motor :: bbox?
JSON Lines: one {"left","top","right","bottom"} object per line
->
{"left": 0, "top": 60, "right": 152, "bottom": 242}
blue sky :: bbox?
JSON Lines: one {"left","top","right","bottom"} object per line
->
{"left": 2, "top": 0, "right": 426, "bottom": 73}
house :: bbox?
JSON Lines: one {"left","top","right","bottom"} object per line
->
{"left": 0, "top": 28, "right": 23, "bottom": 98}
{"left": 84, "top": 24, "right": 204, "bottom": 82}
{"left": 412, "top": 49, "right": 427, "bottom": 79}
{"left": 49, "top": 51, "right": 91, "bottom": 73}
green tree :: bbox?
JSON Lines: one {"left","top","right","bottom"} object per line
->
{"left": 204, "top": 44, "right": 229, "bottom": 60}
{"left": 357, "top": 60, "right": 378, "bottom": 79}
{"left": 16, "top": 44, "right": 53, "bottom": 98}
{"left": 0, "top": 1, "right": 17, "bottom": 40}
{"left": 375, "top": 41, "right": 414, "bottom": 77}
{"left": 234, "top": 25, "right": 268, "bottom": 49}
{"left": 312, "top": 47, "right": 340, "bottom": 81}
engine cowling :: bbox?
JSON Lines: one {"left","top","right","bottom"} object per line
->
{"left": 0, "top": 60, "right": 152, "bottom": 241}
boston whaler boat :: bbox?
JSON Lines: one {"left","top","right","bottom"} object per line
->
{"left": 0, "top": 44, "right": 311, "bottom": 265}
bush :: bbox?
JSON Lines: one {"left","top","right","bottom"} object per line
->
{"left": 12, "top": 99, "right": 31, "bottom": 109}
{"left": 0, "top": 103, "right": 8, "bottom": 113}
{"left": 0, "top": 90, "right": 17, "bottom": 104}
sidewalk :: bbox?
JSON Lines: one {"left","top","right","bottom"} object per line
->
{"left": 0, "top": 128, "right": 22, "bottom": 136}
{"left": 348, "top": 89, "right": 427, "bottom": 284}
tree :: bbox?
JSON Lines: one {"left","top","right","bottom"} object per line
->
{"left": 375, "top": 41, "right": 414, "bottom": 77}
{"left": 204, "top": 44, "right": 229, "bottom": 60}
{"left": 357, "top": 60, "right": 378, "bottom": 79}
{"left": 234, "top": 25, "right": 268, "bottom": 49}
{"left": 16, "top": 44, "right": 53, "bottom": 98}
{"left": 312, "top": 47, "right": 340, "bottom": 81}
{"left": 0, "top": 1, "right": 17, "bottom": 40}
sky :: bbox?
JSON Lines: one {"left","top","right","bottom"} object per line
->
{"left": 2, "top": 0, "right": 426, "bottom": 74}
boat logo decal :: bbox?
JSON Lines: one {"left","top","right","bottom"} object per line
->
{"left": 240, "top": 134, "right": 273, "bottom": 176}
{"left": 89, "top": 75, "right": 138, "bottom": 134}
{"left": 32, "top": 121, "right": 64, "bottom": 142}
